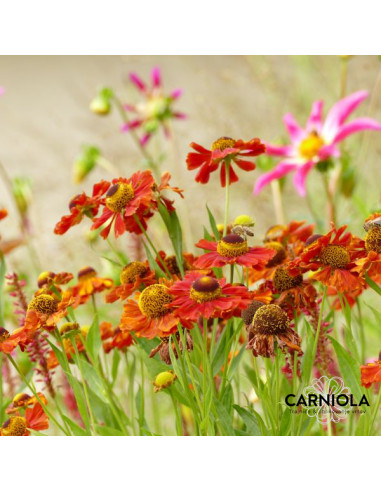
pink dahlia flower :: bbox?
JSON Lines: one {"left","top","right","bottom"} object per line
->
{"left": 254, "top": 90, "right": 381, "bottom": 196}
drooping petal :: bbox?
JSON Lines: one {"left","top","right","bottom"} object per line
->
{"left": 171, "top": 88, "right": 183, "bottom": 100}
{"left": 306, "top": 100, "right": 324, "bottom": 133}
{"left": 265, "top": 143, "right": 293, "bottom": 157}
{"left": 323, "top": 90, "right": 368, "bottom": 138}
{"left": 283, "top": 113, "right": 304, "bottom": 142}
{"left": 129, "top": 72, "right": 146, "bottom": 92}
{"left": 253, "top": 162, "right": 297, "bottom": 195}
{"left": 234, "top": 159, "right": 256, "bottom": 171}
{"left": 292, "top": 161, "right": 315, "bottom": 196}
{"left": 332, "top": 117, "right": 381, "bottom": 144}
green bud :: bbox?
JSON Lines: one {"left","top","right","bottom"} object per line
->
{"left": 73, "top": 145, "right": 100, "bottom": 184}
{"left": 12, "top": 177, "right": 32, "bottom": 216}
{"left": 234, "top": 214, "right": 255, "bottom": 227}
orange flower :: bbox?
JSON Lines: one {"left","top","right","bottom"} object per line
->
{"left": 0, "top": 208, "right": 8, "bottom": 221}
{"left": 120, "top": 282, "right": 191, "bottom": 339}
{"left": 103, "top": 327, "right": 134, "bottom": 353}
{"left": 25, "top": 290, "right": 74, "bottom": 331}
{"left": 361, "top": 355, "right": 381, "bottom": 388}
{"left": 71, "top": 267, "right": 113, "bottom": 304}
{"left": 54, "top": 180, "right": 110, "bottom": 235}
{"left": 154, "top": 172, "right": 184, "bottom": 212}
{"left": 292, "top": 225, "right": 365, "bottom": 292}
{"left": 6, "top": 393, "right": 47, "bottom": 414}
{"left": 106, "top": 262, "right": 156, "bottom": 303}
{"left": 1, "top": 403, "right": 49, "bottom": 436}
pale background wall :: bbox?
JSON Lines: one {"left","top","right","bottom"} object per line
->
{"left": 1, "top": 56, "right": 380, "bottom": 275}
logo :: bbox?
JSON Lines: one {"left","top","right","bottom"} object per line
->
{"left": 285, "top": 376, "right": 369, "bottom": 423}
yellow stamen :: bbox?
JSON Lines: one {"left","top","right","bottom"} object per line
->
{"left": 320, "top": 245, "right": 350, "bottom": 269}
{"left": 106, "top": 182, "right": 134, "bottom": 212}
{"left": 217, "top": 234, "right": 249, "bottom": 258}
{"left": 299, "top": 132, "right": 325, "bottom": 160}
{"left": 211, "top": 137, "right": 236, "bottom": 152}
{"left": 138, "top": 284, "right": 173, "bottom": 319}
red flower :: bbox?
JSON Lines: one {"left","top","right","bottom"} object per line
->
{"left": 91, "top": 171, "right": 154, "bottom": 239}
{"left": 169, "top": 271, "right": 251, "bottom": 321}
{"left": 54, "top": 180, "right": 110, "bottom": 235}
{"left": 0, "top": 403, "right": 49, "bottom": 436}
{"left": 186, "top": 137, "right": 265, "bottom": 187}
{"left": 0, "top": 208, "right": 8, "bottom": 221}
{"left": 106, "top": 261, "right": 156, "bottom": 303}
{"left": 194, "top": 234, "right": 274, "bottom": 269}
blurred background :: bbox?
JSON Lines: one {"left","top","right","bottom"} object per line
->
{"left": 1, "top": 55, "right": 380, "bottom": 275}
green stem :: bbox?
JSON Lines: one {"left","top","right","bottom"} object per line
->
{"left": 223, "top": 161, "right": 231, "bottom": 236}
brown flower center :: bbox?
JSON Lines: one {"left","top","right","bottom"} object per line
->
{"left": 211, "top": 137, "right": 236, "bottom": 152}
{"left": 253, "top": 304, "right": 289, "bottom": 335}
{"left": 265, "top": 242, "right": 286, "bottom": 267}
{"left": 217, "top": 234, "right": 249, "bottom": 258}
{"left": 120, "top": 262, "right": 147, "bottom": 284}
{"left": 1, "top": 416, "right": 27, "bottom": 436}
{"left": 59, "top": 322, "right": 80, "bottom": 336}
{"left": 241, "top": 300, "right": 264, "bottom": 325}
{"left": 28, "top": 294, "right": 58, "bottom": 315}
{"left": 0, "top": 327, "right": 10, "bottom": 343}
{"left": 106, "top": 182, "right": 134, "bottom": 212}
{"left": 320, "top": 245, "right": 350, "bottom": 269}
{"left": 138, "top": 284, "right": 173, "bottom": 319}
{"left": 190, "top": 276, "right": 222, "bottom": 303}
{"left": 365, "top": 227, "right": 381, "bottom": 254}
{"left": 273, "top": 267, "right": 303, "bottom": 292}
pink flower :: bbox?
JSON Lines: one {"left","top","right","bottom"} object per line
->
{"left": 121, "top": 67, "right": 185, "bottom": 145}
{"left": 0, "top": 87, "right": 4, "bottom": 96}
{"left": 254, "top": 91, "right": 381, "bottom": 196}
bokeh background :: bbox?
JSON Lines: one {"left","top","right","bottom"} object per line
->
{"left": 1, "top": 55, "right": 380, "bottom": 275}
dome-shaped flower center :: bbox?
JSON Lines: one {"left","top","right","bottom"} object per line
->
{"left": 106, "top": 182, "right": 135, "bottom": 212}
{"left": 241, "top": 300, "right": 264, "bottom": 325}
{"left": 120, "top": 262, "right": 147, "bottom": 284}
{"left": 1, "top": 416, "right": 27, "bottom": 436}
{"left": 217, "top": 234, "right": 249, "bottom": 258}
{"left": 211, "top": 137, "right": 236, "bottom": 152}
{"left": 299, "top": 132, "right": 325, "bottom": 160}
{"left": 190, "top": 276, "right": 222, "bottom": 303}
{"left": 28, "top": 294, "right": 58, "bottom": 315}
{"left": 0, "top": 327, "right": 10, "bottom": 343}
{"left": 320, "top": 245, "right": 350, "bottom": 269}
{"left": 265, "top": 242, "right": 286, "bottom": 267}
{"left": 12, "top": 393, "right": 32, "bottom": 407}
{"left": 365, "top": 227, "right": 381, "bottom": 254}
{"left": 153, "top": 370, "right": 177, "bottom": 392}
{"left": 59, "top": 322, "right": 80, "bottom": 336}
{"left": 138, "top": 284, "right": 173, "bottom": 319}
{"left": 253, "top": 304, "right": 289, "bottom": 335}
{"left": 273, "top": 267, "right": 303, "bottom": 292}
{"left": 164, "top": 255, "right": 183, "bottom": 276}
{"left": 78, "top": 266, "right": 97, "bottom": 281}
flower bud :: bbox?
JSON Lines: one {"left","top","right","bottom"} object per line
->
{"left": 89, "top": 87, "right": 113, "bottom": 116}
{"left": 12, "top": 177, "right": 32, "bottom": 216}
{"left": 234, "top": 214, "right": 255, "bottom": 227}
{"left": 72, "top": 146, "right": 100, "bottom": 184}
{"left": 153, "top": 370, "right": 177, "bottom": 392}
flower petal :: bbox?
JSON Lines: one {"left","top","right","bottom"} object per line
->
{"left": 332, "top": 117, "right": 381, "bottom": 144}
{"left": 323, "top": 90, "right": 368, "bottom": 138}
{"left": 265, "top": 143, "right": 292, "bottom": 157}
{"left": 253, "top": 162, "right": 297, "bottom": 195}
{"left": 283, "top": 113, "right": 304, "bottom": 141}
{"left": 306, "top": 100, "right": 324, "bottom": 133}
{"left": 292, "top": 161, "right": 315, "bottom": 196}
{"left": 151, "top": 67, "right": 161, "bottom": 87}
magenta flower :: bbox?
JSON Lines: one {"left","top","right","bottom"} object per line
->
{"left": 121, "top": 67, "right": 185, "bottom": 145}
{"left": 254, "top": 90, "right": 381, "bottom": 196}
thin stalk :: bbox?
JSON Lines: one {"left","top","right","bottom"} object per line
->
{"left": 270, "top": 180, "right": 285, "bottom": 224}
{"left": 223, "top": 161, "right": 231, "bottom": 236}
{"left": 368, "top": 386, "right": 381, "bottom": 435}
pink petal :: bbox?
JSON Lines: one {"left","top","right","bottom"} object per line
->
{"left": 283, "top": 113, "right": 304, "bottom": 141}
{"left": 265, "top": 143, "right": 292, "bottom": 157}
{"left": 333, "top": 117, "right": 381, "bottom": 144}
{"left": 151, "top": 67, "right": 161, "bottom": 88}
{"left": 318, "top": 143, "right": 340, "bottom": 160}
{"left": 253, "top": 162, "right": 297, "bottom": 195}
{"left": 292, "top": 161, "right": 315, "bottom": 197}
{"left": 171, "top": 88, "right": 183, "bottom": 100}
{"left": 130, "top": 72, "right": 146, "bottom": 92}
{"left": 306, "top": 100, "right": 324, "bottom": 133}
{"left": 0, "top": 86, "right": 5, "bottom": 96}
{"left": 120, "top": 119, "right": 142, "bottom": 132}
{"left": 323, "top": 90, "right": 368, "bottom": 137}
{"left": 140, "top": 133, "right": 151, "bottom": 146}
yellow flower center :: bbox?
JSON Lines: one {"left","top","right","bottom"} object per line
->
{"left": 211, "top": 137, "right": 236, "bottom": 152}
{"left": 299, "top": 132, "right": 325, "bottom": 160}
{"left": 59, "top": 322, "right": 80, "bottom": 336}
{"left": 120, "top": 262, "right": 147, "bottom": 284}
{"left": 217, "top": 234, "right": 249, "bottom": 258}
{"left": 266, "top": 242, "right": 286, "bottom": 267}
{"left": 153, "top": 371, "right": 177, "bottom": 392}
{"left": 273, "top": 267, "right": 303, "bottom": 292}
{"left": 1, "top": 416, "right": 27, "bottom": 436}
{"left": 190, "top": 276, "right": 222, "bottom": 303}
{"left": 78, "top": 266, "right": 97, "bottom": 281}
{"left": 138, "top": 284, "right": 173, "bottom": 319}
{"left": 365, "top": 227, "right": 381, "bottom": 254}
{"left": 28, "top": 294, "right": 58, "bottom": 315}
{"left": 253, "top": 304, "right": 289, "bottom": 335}
{"left": 320, "top": 245, "right": 350, "bottom": 269}
{"left": 37, "top": 271, "right": 55, "bottom": 288}
{"left": 0, "top": 327, "right": 10, "bottom": 343}
{"left": 105, "top": 182, "right": 135, "bottom": 212}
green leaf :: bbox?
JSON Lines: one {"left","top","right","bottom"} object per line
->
{"left": 142, "top": 240, "right": 166, "bottom": 278}
{"left": 95, "top": 424, "right": 124, "bottom": 436}
{"left": 85, "top": 314, "right": 102, "bottom": 365}
{"left": 79, "top": 358, "right": 109, "bottom": 403}
{"left": 64, "top": 372, "right": 91, "bottom": 433}
{"left": 233, "top": 405, "right": 261, "bottom": 435}
{"left": 111, "top": 350, "right": 121, "bottom": 385}
{"left": 0, "top": 254, "right": 6, "bottom": 325}
{"left": 329, "top": 337, "right": 363, "bottom": 403}
{"left": 365, "top": 273, "right": 381, "bottom": 296}
{"left": 280, "top": 407, "right": 292, "bottom": 436}
{"left": 214, "top": 399, "right": 235, "bottom": 436}
{"left": 206, "top": 204, "right": 219, "bottom": 239}
{"left": 158, "top": 202, "right": 184, "bottom": 276}
{"left": 63, "top": 416, "right": 88, "bottom": 436}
